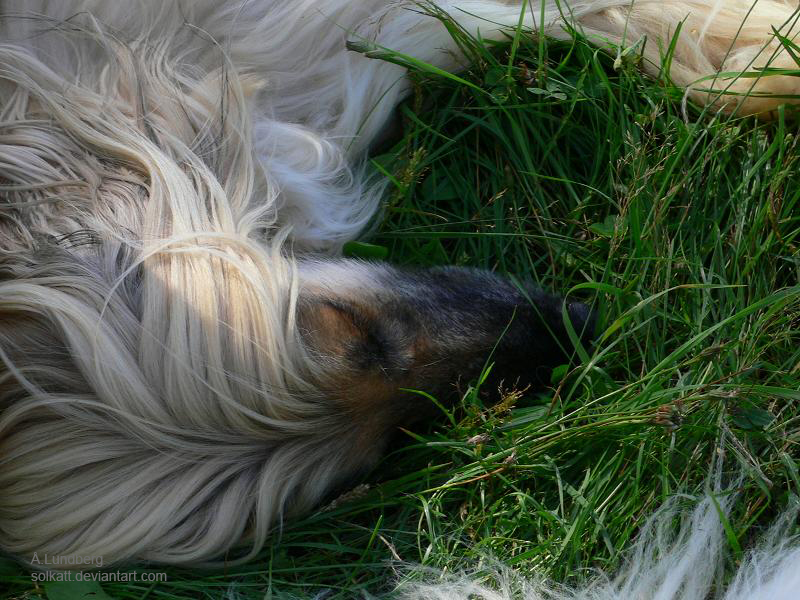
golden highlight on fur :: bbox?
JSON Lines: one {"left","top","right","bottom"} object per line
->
{"left": 1, "top": 0, "right": 799, "bottom": 570}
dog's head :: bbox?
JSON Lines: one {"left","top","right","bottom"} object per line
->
{"left": 0, "top": 26, "right": 593, "bottom": 567}
{"left": 296, "top": 259, "right": 594, "bottom": 437}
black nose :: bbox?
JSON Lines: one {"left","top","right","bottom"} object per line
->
{"left": 481, "top": 295, "right": 596, "bottom": 392}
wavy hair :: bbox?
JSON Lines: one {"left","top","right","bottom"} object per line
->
{"left": 1, "top": 0, "right": 798, "bottom": 568}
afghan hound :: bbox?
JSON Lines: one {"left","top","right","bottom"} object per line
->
{"left": 1, "top": 0, "right": 799, "bottom": 597}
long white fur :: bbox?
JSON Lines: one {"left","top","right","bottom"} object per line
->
{"left": 0, "top": 0, "right": 799, "bottom": 578}
{"left": 394, "top": 490, "right": 800, "bottom": 600}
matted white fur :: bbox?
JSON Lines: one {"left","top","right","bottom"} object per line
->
{"left": 1, "top": 0, "right": 799, "bottom": 576}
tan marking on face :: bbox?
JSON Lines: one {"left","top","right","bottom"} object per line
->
{"left": 298, "top": 283, "right": 495, "bottom": 456}
{"left": 326, "top": 367, "right": 415, "bottom": 457}
{"left": 299, "top": 301, "right": 363, "bottom": 359}
{"left": 299, "top": 296, "right": 417, "bottom": 447}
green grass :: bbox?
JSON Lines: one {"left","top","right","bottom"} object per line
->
{"left": 4, "top": 15, "right": 800, "bottom": 600}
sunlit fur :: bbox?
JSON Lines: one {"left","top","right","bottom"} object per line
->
{"left": 1, "top": 0, "right": 799, "bottom": 571}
